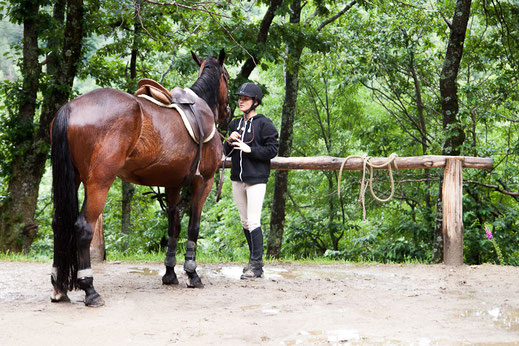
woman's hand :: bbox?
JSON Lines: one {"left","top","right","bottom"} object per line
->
{"left": 232, "top": 139, "right": 251, "bottom": 153}
{"left": 228, "top": 131, "right": 241, "bottom": 142}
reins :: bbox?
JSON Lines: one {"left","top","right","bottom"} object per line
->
{"left": 216, "top": 132, "right": 230, "bottom": 202}
{"left": 337, "top": 153, "right": 398, "bottom": 220}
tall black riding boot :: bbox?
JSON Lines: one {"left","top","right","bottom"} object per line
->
{"left": 243, "top": 228, "right": 252, "bottom": 273}
{"left": 240, "top": 227, "right": 263, "bottom": 279}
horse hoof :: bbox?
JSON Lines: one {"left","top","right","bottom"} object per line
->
{"left": 162, "top": 273, "right": 179, "bottom": 285}
{"left": 84, "top": 293, "right": 104, "bottom": 307}
{"left": 50, "top": 292, "right": 70, "bottom": 303}
{"left": 187, "top": 279, "right": 204, "bottom": 288}
{"left": 186, "top": 273, "right": 204, "bottom": 288}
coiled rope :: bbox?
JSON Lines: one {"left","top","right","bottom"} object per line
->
{"left": 337, "top": 153, "right": 399, "bottom": 219}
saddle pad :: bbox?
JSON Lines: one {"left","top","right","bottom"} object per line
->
{"left": 137, "top": 93, "right": 216, "bottom": 144}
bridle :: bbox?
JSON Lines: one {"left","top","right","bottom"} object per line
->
{"left": 220, "top": 67, "right": 231, "bottom": 127}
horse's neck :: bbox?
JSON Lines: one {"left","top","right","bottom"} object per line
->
{"left": 190, "top": 70, "right": 219, "bottom": 110}
{"left": 186, "top": 88, "right": 218, "bottom": 121}
{"left": 193, "top": 90, "right": 217, "bottom": 109}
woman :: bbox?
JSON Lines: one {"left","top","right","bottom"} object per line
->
{"left": 223, "top": 82, "right": 279, "bottom": 279}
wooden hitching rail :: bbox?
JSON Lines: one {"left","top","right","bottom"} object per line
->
{"left": 222, "top": 155, "right": 493, "bottom": 266}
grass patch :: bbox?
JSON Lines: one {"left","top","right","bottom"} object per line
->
{"left": 1, "top": 249, "right": 430, "bottom": 265}
{"left": 106, "top": 249, "right": 250, "bottom": 264}
{"left": 0, "top": 251, "right": 51, "bottom": 262}
{"left": 106, "top": 250, "right": 166, "bottom": 262}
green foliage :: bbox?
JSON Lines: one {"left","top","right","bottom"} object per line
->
{"left": 0, "top": 79, "right": 37, "bottom": 187}
{"left": 102, "top": 179, "right": 169, "bottom": 254}
{"left": 0, "top": 15, "right": 21, "bottom": 80}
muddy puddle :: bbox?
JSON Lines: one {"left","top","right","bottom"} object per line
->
{"left": 204, "top": 265, "right": 390, "bottom": 281}
{"left": 128, "top": 267, "right": 160, "bottom": 276}
{"left": 461, "top": 308, "right": 519, "bottom": 331}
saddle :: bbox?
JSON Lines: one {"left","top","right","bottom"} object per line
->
{"left": 135, "top": 78, "right": 215, "bottom": 144}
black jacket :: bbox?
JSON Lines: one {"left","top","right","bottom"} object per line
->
{"left": 223, "top": 114, "right": 279, "bottom": 184}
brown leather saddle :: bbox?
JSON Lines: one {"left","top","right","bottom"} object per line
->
{"left": 135, "top": 78, "right": 215, "bottom": 144}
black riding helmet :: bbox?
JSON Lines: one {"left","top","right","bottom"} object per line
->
{"left": 235, "top": 82, "right": 263, "bottom": 110}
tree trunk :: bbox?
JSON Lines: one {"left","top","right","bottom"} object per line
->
{"left": 265, "top": 1, "right": 357, "bottom": 258}
{"left": 436, "top": 0, "right": 471, "bottom": 259}
{"left": 409, "top": 41, "right": 439, "bottom": 257}
{"left": 121, "top": 181, "right": 135, "bottom": 246}
{"left": 239, "top": 0, "right": 283, "bottom": 81}
{"left": 0, "top": 0, "right": 85, "bottom": 253}
{"left": 0, "top": 163, "right": 44, "bottom": 253}
{"left": 0, "top": 0, "right": 41, "bottom": 252}
{"left": 267, "top": 0, "right": 303, "bottom": 259}
{"left": 120, "top": 18, "right": 140, "bottom": 248}
{"left": 440, "top": 0, "right": 471, "bottom": 155}
{"left": 432, "top": 178, "right": 444, "bottom": 263}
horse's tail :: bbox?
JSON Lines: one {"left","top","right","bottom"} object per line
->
{"left": 51, "top": 104, "right": 79, "bottom": 291}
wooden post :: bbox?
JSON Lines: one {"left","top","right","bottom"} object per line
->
{"left": 90, "top": 214, "right": 105, "bottom": 263}
{"left": 442, "top": 158, "right": 464, "bottom": 265}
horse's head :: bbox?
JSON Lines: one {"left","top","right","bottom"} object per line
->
{"left": 191, "top": 49, "right": 231, "bottom": 129}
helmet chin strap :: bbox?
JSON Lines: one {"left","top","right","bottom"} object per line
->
{"left": 243, "top": 98, "right": 257, "bottom": 119}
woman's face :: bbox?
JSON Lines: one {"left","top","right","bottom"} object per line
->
{"left": 238, "top": 95, "right": 255, "bottom": 113}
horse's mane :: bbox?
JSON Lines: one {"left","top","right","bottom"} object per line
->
{"left": 190, "top": 56, "right": 221, "bottom": 110}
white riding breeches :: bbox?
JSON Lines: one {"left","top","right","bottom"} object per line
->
{"left": 232, "top": 181, "right": 266, "bottom": 231}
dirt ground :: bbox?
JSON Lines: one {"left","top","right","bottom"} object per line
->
{"left": 1, "top": 261, "right": 519, "bottom": 345}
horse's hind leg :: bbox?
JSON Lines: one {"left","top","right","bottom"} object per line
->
{"left": 162, "top": 187, "right": 182, "bottom": 285}
{"left": 184, "top": 177, "right": 214, "bottom": 288}
{"left": 51, "top": 177, "right": 81, "bottom": 303}
{"left": 75, "top": 182, "right": 114, "bottom": 307}
{"left": 51, "top": 268, "right": 71, "bottom": 303}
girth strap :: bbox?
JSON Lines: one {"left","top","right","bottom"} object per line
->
{"left": 189, "top": 103, "right": 204, "bottom": 176}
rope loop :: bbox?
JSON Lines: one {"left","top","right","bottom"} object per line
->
{"left": 337, "top": 153, "right": 398, "bottom": 219}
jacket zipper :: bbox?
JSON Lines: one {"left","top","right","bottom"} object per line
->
{"left": 238, "top": 118, "right": 244, "bottom": 181}
{"left": 239, "top": 118, "right": 253, "bottom": 181}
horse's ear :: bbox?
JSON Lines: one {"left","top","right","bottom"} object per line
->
{"left": 218, "top": 49, "right": 226, "bottom": 65}
{"left": 191, "top": 51, "right": 202, "bottom": 66}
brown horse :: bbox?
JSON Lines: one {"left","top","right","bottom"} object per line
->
{"left": 50, "top": 50, "right": 230, "bottom": 306}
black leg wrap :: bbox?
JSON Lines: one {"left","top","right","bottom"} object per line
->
{"left": 78, "top": 277, "right": 104, "bottom": 307}
{"left": 184, "top": 240, "right": 197, "bottom": 273}
{"left": 164, "top": 237, "right": 177, "bottom": 267}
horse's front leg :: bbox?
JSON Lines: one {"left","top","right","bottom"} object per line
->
{"left": 184, "top": 176, "right": 214, "bottom": 288}
{"left": 162, "top": 187, "right": 182, "bottom": 285}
